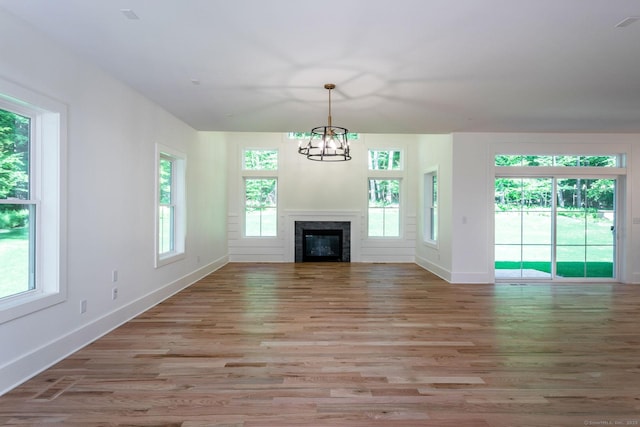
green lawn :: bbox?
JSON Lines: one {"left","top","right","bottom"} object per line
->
{"left": 0, "top": 227, "right": 31, "bottom": 298}
{"left": 495, "top": 210, "right": 615, "bottom": 278}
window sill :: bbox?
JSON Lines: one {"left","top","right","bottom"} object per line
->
{"left": 0, "top": 290, "right": 66, "bottom": 325}
{"left": 156, "top": 252, "right": 185, "bottom": 268}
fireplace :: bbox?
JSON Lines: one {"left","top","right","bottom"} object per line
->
{"left": 295, "top": 221, "right": 350, "bottom": 262}
{"left": 303, "top": 229, "right": 342, "bottom": 261}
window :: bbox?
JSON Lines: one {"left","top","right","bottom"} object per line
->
{"left": 424, "top": 171, "right": 438, "bottom": 243}
{"left": 244, "top": 149, "right": 278, "bottom": 170}
{"left": 288, "top": 132, "right": 360, "bottom": 141}
{"left": 368, "top": 149, "right": 402, "bottom": 170}
{"left": 245, "top": 178, "right": 277, "bottom": 236}
{"left": 494, "top": 152, "right": 624, "bottom": 281}
{"left": 0, "top": 108, "right": 34, "bottom": 299}
{"left": 496, "top": 155, "right": 619, "bottom": 167}
{"left": 155, "top": 145, "right": 186, "bottom": 267}
{"left": 243, "top": 149, "right": 278, "bottom": 237}
{"left": 0, "top": 79, "right": 66, "bottom": 324}
{"left": 368, "top": 179, "right": 400, "bottom": 237}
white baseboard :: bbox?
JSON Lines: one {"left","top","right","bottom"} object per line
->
{"left": 415, "top": 255, "right": 452, "bottom": 282}
{"left": 0, "top": 256, "right": 228, "bottom": 396}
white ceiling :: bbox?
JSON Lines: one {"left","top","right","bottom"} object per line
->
{"left": 1, "top": 0, "right": 640, "bottom": 134}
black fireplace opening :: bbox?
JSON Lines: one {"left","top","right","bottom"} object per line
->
{"left": 295, "top": 221, "right": 350, "bottom": 262}
{"left": 303, "top": 229, "right": 342, "bottom": 262}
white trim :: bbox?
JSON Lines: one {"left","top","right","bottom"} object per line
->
{"left": 423, "top": 167, "right": 439, "bottom": 246}
{"left": 0, "top": 77, "right": 67, "bottom": 324}
{"left": 154, "top": 143, "right": 187, "bottom": 268}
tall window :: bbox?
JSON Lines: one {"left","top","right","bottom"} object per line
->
{"left": 368, "top": 179, "right": 400, "bottom": 237}
{"left": 0, "top": 108, "right": 33, "bottom": 299}
{"left": 368, "top": 149, "right": 402, "bottom": 237}
{"left": 424, "top": 171, "right": 438, "bottom": 243}
{"left": 155, "top": 145, "right": 186, "bottom": 267}
{"left": 1, "top": 79, "right": 66, "bottom": 324}
{"left": 244, "top": 149, "right": 278, "bottom": 237}
{"left": 245, "top": 178, "right": 277, "bottom": 236}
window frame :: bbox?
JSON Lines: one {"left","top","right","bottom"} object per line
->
{"left": 242, "top": 148, "right": 278, "bottom": 171}
{"left": 367, "top": 178, "right": 402, "bottom": 238}
{"left": 242, "top": 148, "right": 279, "bottom": 238}
{"left": 423, "top": 168, "right": 438, "bottom": 246}
{"left": 0, "top": 79, "right": 67, "bottom": 324}
{"left": 367, "top": 149, "right": 403, "bottom": 171}
{"left": 154, "top": 144, "right": 186, "bottom": 268}
{"left": 244, "top": 177, "right": 278, "bottom": 237}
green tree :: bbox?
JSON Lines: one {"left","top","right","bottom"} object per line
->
{"left": 0, "top": 108, "right": 29, "bottom": 200}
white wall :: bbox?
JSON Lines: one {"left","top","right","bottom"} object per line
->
{"left": 415, "top": 134, "right": 454, "bottom": 280}
{"left": 226, "top": 132, "right": 420, "bottom": 262}
{"left": 0, "top": 9, "right": 228, "bottom": 394}
{"left": 437, "top": 133, "right": 638, "bottom": 284}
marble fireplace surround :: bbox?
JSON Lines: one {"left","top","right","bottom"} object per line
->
{"left": 284, "top": 211, "right": 361, "bottom": 262}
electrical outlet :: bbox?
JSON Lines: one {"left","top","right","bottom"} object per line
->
{"left": 112, "top": 287, "right": 118, "bottom": 300}
{"left": 80, "top": 299, "right": 87, "bottom": 314}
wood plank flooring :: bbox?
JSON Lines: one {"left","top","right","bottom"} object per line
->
{"left": 1, "top": 262, "right": 640, "bottom": 426}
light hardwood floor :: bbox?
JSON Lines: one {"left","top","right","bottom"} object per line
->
{"left": 1, "top": 263, "right": 639, "bottom": 426}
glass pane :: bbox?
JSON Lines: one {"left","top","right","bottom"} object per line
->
{"left": 586, "top": 246, "right": 613, "bottom": 278}
{"left": 0, "top": 205, "right": 34, "bottom": 299}
{"left": 495, "top": 211, "right": 521, "bottom": 245}
{"left": 289, "top": 132, "right": 359, "bottom": 140}
{"left": 260, "top": 207, "right": 277, "bottom": 236}
{"left": 368, "top": 150, "right": 401, "bottom": 170}
{"left": 245, "top": 210, "right": 261, "bottom": 236}
{"left": 368, "top": 179, "right": 400, "bottom": 206}
{"left": 244, "top": 150, "right": 278, "bottom": 170}
{"left": 159, "top": 158, "right": 172, "bottom": 204}
{"left": 586, "top": 214, "right": 614, "bottom": 246}
{"left": 383, "top": 207, "right": 400, "bottom": 236}
{"left": 430, "top": 207, "right": 437, "bottom": 241}
{"left": 0, "top": 108, "right": 30, "bottom": 199}
{"left": 579, "top": 156, "right": 617, "bottom": 167}
{"left": 522, "top": 245, "right": 551, "bottom": 277}
{"left": 245, "top": 179, "right": 277, "bottom": 236}
{"left": 495, "top": 244, "right": 523, "bottom": 278}
{"left": 556, "top": 245, "right": 586, "bottom": 278}
{"left": 522, "top": 212, "right": 551, "bottom": 244}
{"left": 158, "top": 205, "right": 174, "bottom": 253}
{"left": 495, "top": 177, "right": 523, "bottom": 206}
{"left": 246, "top": 179, "right": 277, "bottom": 207}
{"left": 555, "top": 155, "right": 579, "bottom": 166}
{"left": 495, "top": 155, "right": 523, "bottom": 166}
{"left": 585, "top": 179, "right": 615, "bottom": 245}
{"left": 496, "top": 154, "right": 618, "bottom": 167}
{"left": 556, "top": 211, "right": 585, "bottom": 245}
{"left": 369, "top": 179, "right": 400, "bottom": 237}
{"left": 523, "top": 155, "right": 552, "bottom": 166}
{"left": 368, "top": 208, "right": 384, "bottom": 236}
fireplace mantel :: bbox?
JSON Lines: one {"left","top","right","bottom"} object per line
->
{"left": 284, "top": 210, "right": 361, "bottom": 262}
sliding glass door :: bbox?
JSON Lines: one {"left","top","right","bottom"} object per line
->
{"left": 495, "top": 177, "right": 616, "bottom": 280}
{"left": 556, "top": 178, "right": 615, "bottom": 278}
{"left": 495, "top": 178, "right": 553, "bottom": 279}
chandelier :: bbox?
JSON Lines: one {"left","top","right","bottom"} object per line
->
{"left": 298, "top": 83, "right": 351, "bottom": 161}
